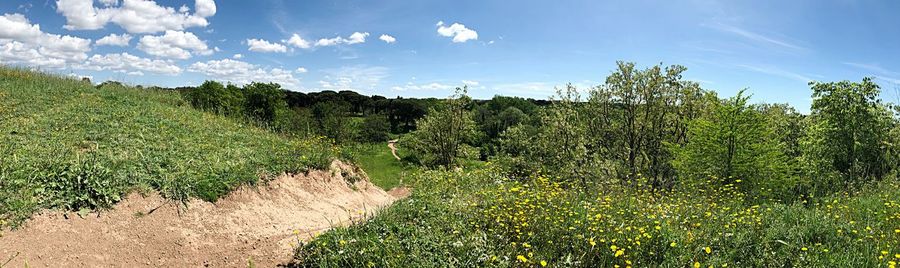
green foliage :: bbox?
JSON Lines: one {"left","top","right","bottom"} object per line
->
{"left": 358, "top": 114, "right": 391, "bottom": 142}
{"left": 311, "top": 101, "right": 353, "bottom": 143}
{"left": 672, "top": 90, "right": 795, "bottom": 201}
{"left": 404, "top": 87, "right": 478, "bottom": 167}
{"left": 37, "top": 154, "right": 124, "bottom": 211}
{"left": 183, "top": 81, "right": 245, "bottom": 116}
{"left": 243, "top": 82, "right": 289, "bottom": 123}
{"left": 803, "top": 78, "right": 895, "bottom": 190}
{"left": 294, "top": 166, "right": 900, "bottom": 267}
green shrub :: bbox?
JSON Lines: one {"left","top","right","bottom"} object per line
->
{"left": 38, "top": 155, "right": 124, "bottom": 211}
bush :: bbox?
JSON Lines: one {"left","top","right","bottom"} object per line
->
{"left": 243, "top": 82, "right": 288, "bottom": 123}
{"left": 404, "top": 87, "right": 477, "bottom": 167}
{"left": 38, "top": 155, "right": 124, "bottom": 211}
{"left": 671, "top": 90, "right": 795, "bottom": 201}
{"left": 358, "top": 114, "right": 391, "bottom": 142}
{"left": 802, "top": 78, "right": 896, "bottom": 192}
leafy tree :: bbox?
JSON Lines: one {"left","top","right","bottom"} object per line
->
{"left": 358, "top": 114, "right": 391, "bottom": 142}
{"left": 404, "top": 87, "right": 477, "bottom": 167}
{"left": 533, "top": 85, "right": 593, "bottom": 183}
{"left": 758, "top": 103, "right": 805, "bottom": 159}
{"left": 311, "top": 101, "right": 352, "bottom": 143}
{"left": 671, "top": 90, "right": 794, "bottom": 200}
{"left": 585, "top": 61, "right": 709, "bottom": 188}
{"left": 803, "top": 78, "right": 894, "bottom": 186}
{"left": 242, "top": 82, "right": 288, "bottom": 123}
{"left": 183, "top": 81, "right": 245, "bottom": 116}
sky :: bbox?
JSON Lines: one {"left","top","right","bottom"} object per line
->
{"left": 2, "top": 0, "right": 900, "bottom": 111}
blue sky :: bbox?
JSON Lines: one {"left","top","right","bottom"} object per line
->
{"left": 2, "top": 0, "right": 900, "bottom": 111}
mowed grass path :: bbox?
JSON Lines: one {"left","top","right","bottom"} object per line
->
{"left": 346, "top": 143, "right": 413, "bottom": 190}
{"left": 0, "top": 68, "right": 333, "bottom": 227}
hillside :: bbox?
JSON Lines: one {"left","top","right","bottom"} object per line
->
{"left": 0, "top": 67, "right": 334, "bottom": 228}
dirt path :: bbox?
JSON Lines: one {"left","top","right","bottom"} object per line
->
{"left": 0, "top": 160, "right": 396, "bottom": 267}
{"left": 387, "top": 139, "right": 400, "bottom": 160}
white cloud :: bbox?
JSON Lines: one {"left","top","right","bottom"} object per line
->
{"left": 391, "top": 82, "right": 453, "bottom": 91}
{"left": 462, "top": 80, "right": 479, "bottom": 86}
{"left": 137, "top": 30, "right": 212, "bottom": 59}
{"left": 0, "top": 13, "right": 92, "bottom": 69}
{"left": 232, "top": 53, "right": 242, "bottom": 59}
{"left": 437, "top": 21, "right": 478, "bottom": 43}
{"left": 194, "top": 0, "right": 216, "bottom": 17}
{"left": 285, "top": 33, "right": 311, "bottom": 49}
{"left": 314, "top": 32, "right": 370, "bottom": 47}
{"left": 95, "top": 33, "right": 131, "bottom": 46}
{"left": 379, "top": 34, "right": 396, "bottom": 44}
{"left": 346, "top": 32, "right": 369, "bottom": 44}
{"left": 296, "top": 67, "right": 307, "bottom": 73}
{"left": 315, "top": 36, "right": 343, "bottom": 47}
{"left": 247, "top": 38, "right": 287, "bottom": 53}
{"left": 188, "top": 59, "right": 300, "bottom": 88}
{"left": 316, "top": 65, "right": 388, "bottom": 93}
{"left": 78, "top": 52, "right": 182, "bottom": 75}
{"left": 55, "top": 0, "right": 215, "bottom": 34}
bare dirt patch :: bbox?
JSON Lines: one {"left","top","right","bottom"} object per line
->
{"left": 387, "top": 139, "right": 401, "bottom": 160}
{"left": 0, "top": 160, "right": 396, "bottom": 267}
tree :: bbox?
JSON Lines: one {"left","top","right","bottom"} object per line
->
{"left": 585, "top": 61, "right": 708, "bottom": 188}
{"left": 185, "top": 80, "right": 226, "bottom": 111}
{"left": 804, "top": 78, "right": 894, "bottom": 186}
{"left": 358, "top": 114, "right": 391, "bottom": 142}
{"left": 534, "top": 85, "right": 592, "bottom": 184}
{"left": 671, "top": 90, "right": 793, "bottom": 200}
{"left": 404, "top": 87, "right": 477, "bottom": 167}
{"left": 311, "top": 100, "right": 351, "bottom": 143}
{"left": 243, "top": 82, "right": 288, "bottom": 123}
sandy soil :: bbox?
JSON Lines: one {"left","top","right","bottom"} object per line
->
{"left": 0, "top": 160, "right": 398, "bottom": 267}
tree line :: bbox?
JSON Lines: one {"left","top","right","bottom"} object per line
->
{"left": 177, "top": 80, "right": 549, "bottom": 146}
{"left": 403, "top": 61, "right": 900, "bottom": 203}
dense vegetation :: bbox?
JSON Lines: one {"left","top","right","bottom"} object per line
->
{"left": 0, "top": 68, "right": 335, "bottom": 228}
{"left": 293, "top": 62, "right": 900, "bottom": 267}
{"left": 3, "top": 61, "right": 899, "bottom": 266}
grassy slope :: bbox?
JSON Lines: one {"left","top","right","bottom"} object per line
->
{"left": 0, "top": 68, "right": 334, "bottom": 227}
{"left": 294, "top": 166, "right": 900, "bottom": 267}
{"left": 345, "top": 143, "right": 413, "bottom": 189}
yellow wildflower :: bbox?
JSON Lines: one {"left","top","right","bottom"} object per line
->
{"left": 704, "top": 247, "right": 712, "bottom": 254}
{"left": 517, "top": 255, "right": 528, "bottom": 263}
{"left": 540, "top": 260, "right": 548, "bottom": 267}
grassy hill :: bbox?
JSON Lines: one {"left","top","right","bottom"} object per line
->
{"left": 0, "top": 68, "right": 335, "bottom": 228}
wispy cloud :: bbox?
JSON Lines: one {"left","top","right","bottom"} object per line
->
{"left": 708, "top": 23, "right": 806, "bottom": 51}
{"left": 315, "top": 65, "right": 389, "bottom": 93}
{"left": 736, "top": 64, "right": 813, "bottom": 83}
{"left": 843, "top": 62, "right": 900, "bottom": 89}
{"left": 843, "top": 62, "right": 900, "bottom": 77}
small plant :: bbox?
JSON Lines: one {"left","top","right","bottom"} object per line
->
{"left": 38, "top": 154, "right": 123, "bottom": 211}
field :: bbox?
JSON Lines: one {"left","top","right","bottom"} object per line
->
{"left": 2, "top": 67, "right": 899, "bottom": 267}
{"left": 293, "top": 164, "right": 900, "bottom": 267}
{"left": 343, "top": 143, "right": 414, "bottom": 190}
{"left": 0, "top": 68, "right": 335, "bottom": 228}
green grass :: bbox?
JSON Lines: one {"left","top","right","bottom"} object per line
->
{"left": 0, "top": 67, "right": 336, "bottom": 228}
{"left": 343, "top": 143, "right": 413, "bottom": 189}
{"left": 292, "top": 165, "right": 900, "bottom": 267}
